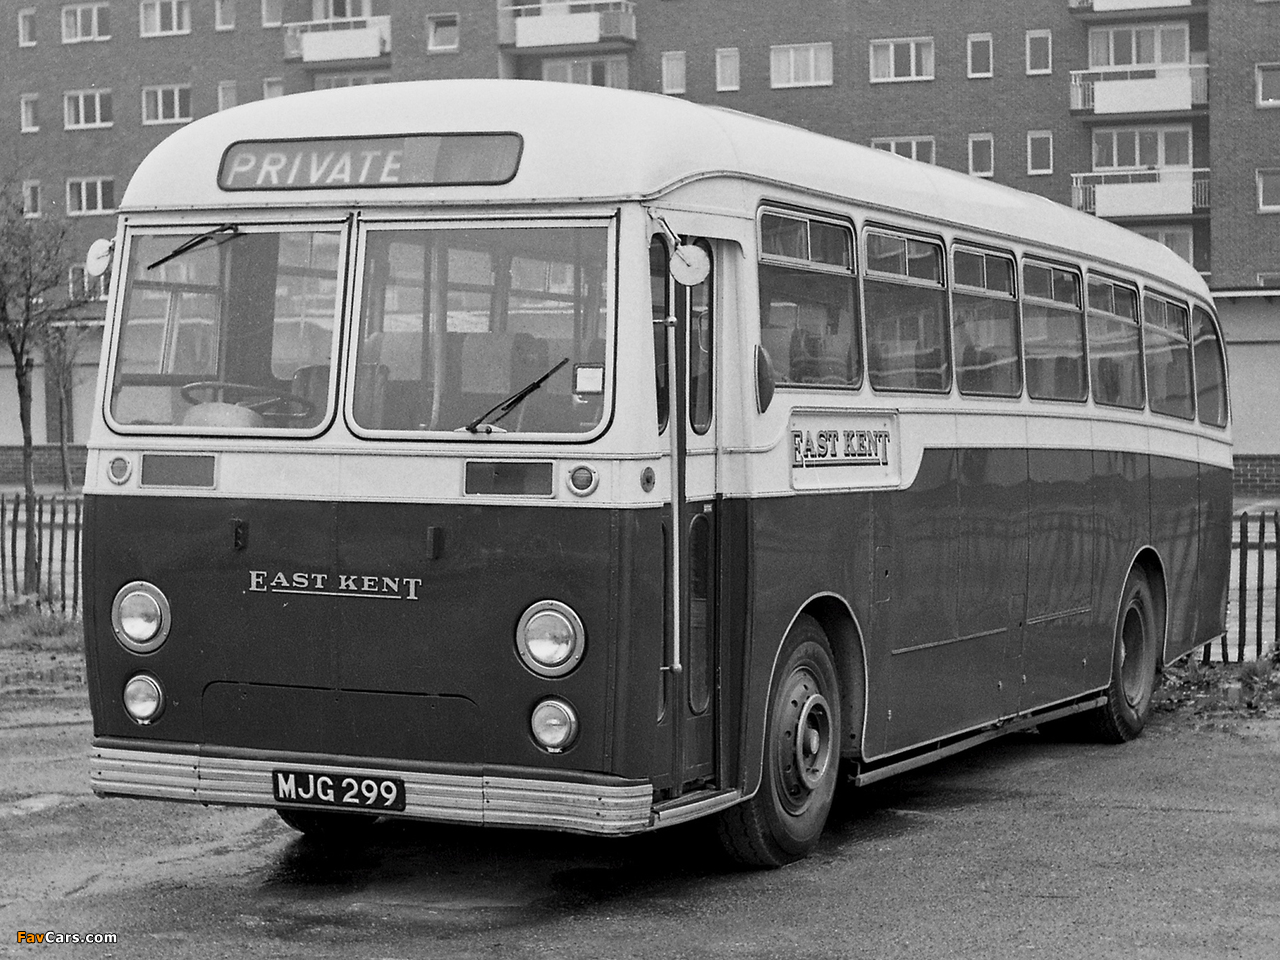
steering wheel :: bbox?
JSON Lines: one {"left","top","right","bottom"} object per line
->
{"left": 180, "top": 380, "right": 315, "bottom": 420}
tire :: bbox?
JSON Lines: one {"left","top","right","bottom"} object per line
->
{"left": 717, "top": 614, "right": 841, "bottom": 867}
{"left": 1046, "top": 567, "right": 1162, "bottom": 743}
{"left": 277, "top": 808, "right": 379, "bottom": 842}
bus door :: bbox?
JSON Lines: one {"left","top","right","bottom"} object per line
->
{"left": 651, "top": 231, "right": 719, "bottom": 798}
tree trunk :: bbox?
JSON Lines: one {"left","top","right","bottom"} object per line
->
{"left": 57, "top": 382, "right": 71, "bottom": 492}
{"left": 15, "top": 356, "right": 38, "bottom": 594}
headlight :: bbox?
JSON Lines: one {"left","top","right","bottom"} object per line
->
{"left": 530, "top": 698, "right": 579, "bottom": 753}
{"left": 122, "top": 674, "right": 165, "bottom": 724}
{"left": 515, "top": 600, "right": 585, "bottom": 677}
{"left": 111, "top": 581, "right": 171, "bottom": 654}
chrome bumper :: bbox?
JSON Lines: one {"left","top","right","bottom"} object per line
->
{"left": 90, "top": 743, "right": 655, "bottom": 836}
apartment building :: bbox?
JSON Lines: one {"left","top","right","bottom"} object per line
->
{"left": 3, "top": 0, "right": 1278, "bottom": 488}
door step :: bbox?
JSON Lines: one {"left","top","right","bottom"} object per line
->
{"left": 651, "top": 788, "right": 742, "bottom": 828}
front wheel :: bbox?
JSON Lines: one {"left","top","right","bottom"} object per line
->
{"left": 717, "top": 615, "right": 841, "bottom": 867}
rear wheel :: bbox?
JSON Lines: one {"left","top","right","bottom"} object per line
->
{"left": 277, "top": 808, "right": 379, "bottom": 842}
{"left": 717, "top": 615, "right": 841, "bottom": 867}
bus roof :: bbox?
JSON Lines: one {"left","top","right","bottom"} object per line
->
{"left": 123, "top": 78, "right": 1208, "bottom": 301}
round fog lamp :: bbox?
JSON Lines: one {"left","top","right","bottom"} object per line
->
{"left": 107, "top": 456, "right": 132, "bottom": 485}
{"left": 516, "top": 600, "right": 585, "bottom": 677}
{"left": 111, "top": 581, "right": 171, "bottom": 654}
{"left": 123, "top": 674, "right": 165, "bottom": 724}
{"left": 566, "top": 465, "right": 599, "bottom": 497}
{"left": 530, "top": 698, "right": 579, "bottom": 753}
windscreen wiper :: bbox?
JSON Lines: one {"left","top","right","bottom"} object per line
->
{"left": 147, "top": 224, "right": 241, "bottom": 271}
{"left": 465, "top": 358, "right": 569, "bottom": 434}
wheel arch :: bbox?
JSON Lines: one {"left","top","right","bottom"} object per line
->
{"left": 1128, "top": 545, "right": 1169, "bottom": 667}
{"left": 783, "top": 594, "right": 869, "bottom": 763}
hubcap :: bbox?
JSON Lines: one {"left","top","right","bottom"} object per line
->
{"left": 1120, "top": 602, "right": 1146, "bottom": 706}
{"left": 775, "top": 666, "right": 833, "bottom": 814}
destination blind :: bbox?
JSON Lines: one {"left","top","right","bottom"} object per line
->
{"left": 218, "top": 133, "right": 522, "bottom": 190}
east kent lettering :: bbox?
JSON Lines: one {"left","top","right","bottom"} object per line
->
{"left": 791, "top": 428, "right": 891, "bottom": 468}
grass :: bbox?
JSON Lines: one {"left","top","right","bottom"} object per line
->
{"left": 0, "top": 606, "right": 83, "bottom": 653}
{"left": 1156, "top": 652, "right": 1279, "bottom": 717}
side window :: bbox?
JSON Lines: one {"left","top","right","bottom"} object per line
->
{"left": 1143, "top": 294, "right": 1193, "bottom": 420}
{"left": 1192, "top": 306, "right": 1228, "bottom": 427}
{"left": 683, "top": 239, "right": 713, "bottom": 435}
{"left": 757, "top": 211, "right": 860, "bottom": 388}
{"left": 1087, "top": 277, "right": 1143, "bottom": 410}
{"left": 1023, "top": 260, "right": 1086, "bottom": 401}
{"left": 650, "top": 235, "right": 670, "bottom": 433}
{"left": 865, "top": 229, "right": 948, "bottom": 392}
{"left": 952, "top": 246, "right": 1020, "bottom": 397}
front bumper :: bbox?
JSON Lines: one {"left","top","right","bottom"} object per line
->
{"left": 90, "top": 739, "right": 655, "bottom": 835}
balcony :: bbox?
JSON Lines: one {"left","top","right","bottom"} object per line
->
{"left": 1072, "top": 168, "right": 1210, "bottom": 217}
{"left": 1070, "top": 63, "right": 1208, "bottom": 115}
{"left": 497, "top": 1, "right": 636, "bottom": 50}
{"left": 1069, "top": 0, "right": 1197, "bottom": 11}
{"left": 283, "top": 16, "right": 391, "bottom": 63}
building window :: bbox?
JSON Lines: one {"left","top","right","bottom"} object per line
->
{"left": 263, "top": 77, "right": 284, "bottom": 98}
{"left": 20, "top": 93, "right": 39, "bottom": 132}
{"left": 66, "top": 176, "right": 115, "bottom": 215}
{"left": 426, "top": 13, "right": 457, "bottom": 52}
{"left": 662, "top": 51, "right": 686, "bottom": 95}
{"left": 260, "top": 0, "right": 281, "bottom": 27}
{"left": 19, "top": 8, "right": 37, "bottom": 46}
{"left": 968, "top": 33, "right": 992, "bottom": 78}
{"left": 716, "top": 47, "right": 739, "bottom": 92}
{"left": 541, "top": 56, "right": 628, "bottom": 89}
{"left": 142, "top": 84, "right": 191, "bottom": 123}
{"left": 1088, "top": 24, "right": 1187, "bottom": 68}
{"left": 313, "top": 0, "right": 368, "bottom": 19}
{"left": 313, "top": 71, "right": 389, "bottom": 88}
{"left": 1027, "top": 130, "right": 1053, "bottom": 175}
{"left": 1134, "top": 226, "right": 1193, "bottom": 265}
{"left": 1258, "top": 63, "right": 1280, "bottom": 107}
{"left": 871, "top": 136, "right": 936, "bottom": 164}
{"left": 64, "top": 89, "right": 113, "bottom": 128}
{"left": 969, "top": 134, "right": 994, "bottom": 178}
{"left": 870, "top": 37, "right": 934, "bottom": 83}
{"left": 22, "top": 180, "right": 41, "bottom": 218}
{"left": 1258, "top": 272, "right": 1280, "bottom": 288}
{"left": 216, "top": 0, "right": 235, "bottom": 30}
{"left": 1093, "top": 126, "right": 1190, "bottom": 169}
{"left": 1258, "top": 169, "right": 1280, "bottom": 212}
{"left": 217, "top": 80, "right": 237, "bottom": 110}
{"left": 771, "top": 42, "right": 833, "bottom": 89}
{"left": 140, "top": 0, "right": 190, "bottom": 36}
{"left": 967, "top": 133, "right": 998, "bottom": 179}
{"left": 1026, "top": 29, "right": 1052, "bottom": 75}
{"left": 62, "top": 3, "right": 110, "bottom": 43}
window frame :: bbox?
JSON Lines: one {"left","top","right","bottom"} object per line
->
{"left": 139, "top": 0, "right": 190, "bottom": 37}
{"left": 951, "top": 243, "right": 1022, "bottom": 398}
{"left": 756, "top": 206, "right": 862, "bottom": 392}
{"left": 64, "top": 88, "right": 113, "bottom": 129}
{"left": 141, "top": 83, "right": 192, "bottom": 125}
{"left": 217, "top": 80, "right": 237, "bottom": 111}
{"left": 1085, "top": 273, "right": 1145, "bottom": 411}
{"left": 1027, "top": 130, "right": 1053, "bottom": 176}
{"left": 967, "top": 33, "right": 993, "bottom": 79}
{"left": 1256, "top": 169, "right": 1280, "bottom": 212}
{"left": 260, "top": 0, "right": 281, "bottom": 28}
{"left": 1088, "top": 22, "right": 1189, "bottom": 69}
{"left": 1257, "top": 63, "right": 1280, "bottom": 108}
{"left": 870, "top": 36, "right": 935, "bottom": 83}
{"left": 968, "top": 133, "right": 994, "bottom": 178}
{"left": 19, "top": 8, "right": 37, "bottom": 46}
{"left": 870, "top": 136, "right": 936, "bottom": 164}
{"left": 1092, "top": 124, "right": 1192, "bottom": 171}
{"left": 661, "top": 50, "right": 686, "bottom": 95}
{"left": 770, "top": 42, "right": 833, "bottom": 89}
{"left": 715, "top": 47, "right": 740, "bottom": 92}
{"left": 1026, "top": 29, "right": 1052, "bottom": 76}
{"left": 1022, "top": 257, "right": 1087, "bottom": 404}
{"left": 22, "top": 180, "right": 41, "bottom": 218}
{"left": 1142, "top": 290, "right": 1194, "bottom": 421}
{"left": 61, "top": 2, "right": 110, "bottom": 43}
{"left": 262, "top": 77, "right": 284, "bottom": 99}
{"left": 215, "top": 0, "right": 235, "bottom": 31}
{"left": 426, "top": 12, "right": 458, "bottom": 53}
{"left": 65, "top": 176, "right": 116, "bottom": 216}
{"left": 863, "top": 224, "right": 950, "bottom": 395}
{"left": 20, "top": 93, "right": 39, "bottom": 132}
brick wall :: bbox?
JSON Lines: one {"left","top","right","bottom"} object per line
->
{"left": 0, "top": 445, "right": 87, "bottom": 488}
{"left": 1231, "top": 455, "right": 1280, "bottom": 496}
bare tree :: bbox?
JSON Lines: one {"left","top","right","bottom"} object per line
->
{"left": 43, "top": 320, "right": 94, "bottom": 492}
{"left": 0, "top": 182, "right": 83, "bottom": 593}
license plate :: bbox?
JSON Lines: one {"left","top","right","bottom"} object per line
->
{"left": 271, "top": 768, "right": 406, "bottom": 812}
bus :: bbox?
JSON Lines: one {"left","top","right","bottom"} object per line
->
{"left": 84, "top": 79, "right": 1231, "bottom": 868}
